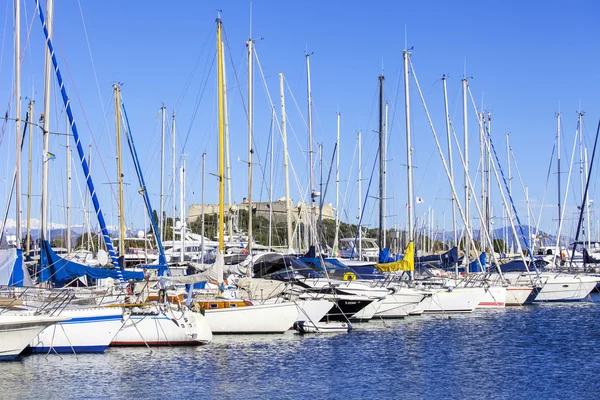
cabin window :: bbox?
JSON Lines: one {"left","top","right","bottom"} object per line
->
{"left": 209, "top": 303, "right": 218, "bottom": 309}
{"left": 229, "top": 304, "right": 237, "bottom": 308}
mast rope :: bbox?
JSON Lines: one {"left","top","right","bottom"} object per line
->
{"left": 34, "top": 0, "right": 125, "bottom": 286}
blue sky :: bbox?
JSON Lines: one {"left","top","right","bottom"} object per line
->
{"left": 1, "top": 0, "right": 600, "bottom": 242}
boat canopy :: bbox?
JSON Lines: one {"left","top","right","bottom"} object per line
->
{"left": 39, "top": 241, "right": 143, "bottom": 286}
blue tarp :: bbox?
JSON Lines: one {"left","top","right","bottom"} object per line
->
{"left": 379, "top": 248, "right": 401, "bottom": 263}
{"left": 39, "top": 240, "right": 144, "bottom": 286}
{"left": 1, "top": 248, "right": 30, "bottom": 286}
{"left": 467, "top": 252, "right": 486, "bottom": 273}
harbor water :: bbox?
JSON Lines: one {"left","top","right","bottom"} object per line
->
{"left": 3, "top": 294, "right": 600, "bottom": 399}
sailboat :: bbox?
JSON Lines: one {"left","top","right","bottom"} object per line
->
{"left": 29, "top": 1, "right": 212, "bottom": 349}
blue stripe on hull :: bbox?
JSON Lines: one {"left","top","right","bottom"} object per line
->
{"left": 0, "top": 355, "right": 20, "bottom": 361}
{"left": 30, "top": 345, "right": 107, "bottom": 354}
{"left": 61, "top": 315, "right": 122, "bottom": 324}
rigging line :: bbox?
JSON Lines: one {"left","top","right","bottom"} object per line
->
{"left": 0, "top": 0, "right": 8, "bottom": 79}
{"left": 570, "top": 120, "right": 600, "bottom": 265}
{"left": 175, "top": 26, "right": 214, "bottom": 111}
{"left": 180, "top": 50, "right": 216, "bottom": 156}
{"left": 534, "top": 140, "right": 555, "bottom": 235}
{"left": 510, "top": 148, "right": 538, "bottom": 232}
{"left": 350, "top": 146, "right": 379, "bottom": 258}
{"left": 53, "top": 42, "right": 118, "bottom": 204}
{"left": 222, "top": 26, "right": 248, "bottom": 121}
{"left": 0, "top": 4, "right": 36, "bottom": 147}
{"left": 76, "top": 0, "right": 112, "bottom": 158}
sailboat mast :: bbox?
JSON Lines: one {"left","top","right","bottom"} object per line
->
{"left": 306, "top": 53, "right": 315, "bottom": 247}
{"left": 462, "top": 77, "right": 470, "bottom": 267}
{"left": 201, "top": 152, "right": 206, "bottom": 258}
{"left": 180, "top": 156, "right": 186, "bottom": 262}
{"left": 217, "top": 17, "right": 225, "bottom": 252}
{"left": 383, "top": 101, "right": 388, "bottom": 248}
{"left": 15, "top": 0, "right": 22, "bottom": 249}
{"left": 279, "top": 73, "right": 293, "bottom": 251}
{"left": 247, "top": 38, "right": 254, "bottom": 253}
{"left": 268, "top": 107, "right": 275, "bottom": 251}
{"left": 403, "top": 50, "right": 414, "bottom": 263}
{"left": 334, "top": 111, "right": 341, "bottom": 254}
{"left": 114, "top": 84, "right": 125, "bottom": 256}
{"left": 224, "top": 55, "right": 233, "bottom": 242}
{"left": 585, "top": 147, "right": 590, "bottom": 248}
{"left": 66, "top": 115, "right": 71, "bottom": 253}
{"left": 358, "top": 131, "right": 362, "bottom": 259}
{"left": 172, "top": 111, "right": 176, "bottom": 238}
{"left": 557, "top": 113, "right": 562, "bottom": 241}
{"left": 26, "top": 100, "right": 33, "bottom": 255}
{"left": 41, "top": 0, "right": 54, "bottom": 244}
{"left": 378, "top": 74, "right": 384, "bottom": 251}
{"left": 506, "top": 133, "right": 512, "bottom": 252}
{"left": 442, "top": 76, "right": 457, "bottom": 246}
{"left": 160, "top": 104, "right": 165, "bottom": 240}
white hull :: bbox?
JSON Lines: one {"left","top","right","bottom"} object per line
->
{"left": 477, "top": 286, "right": 507, "bottom": 309}
{"left": 30, "top": 307, "right": 124, "bottom": 353}
{"left": 351, "top": 298, "right": 381, "bottom": 321}
{"left": 505, "top": 286, "right": 535, "bottom": 306}
{"left": 411, "top": 287, "right": 485, "bottom": 314}
{"left": 535, "top": 273, "right": 598, "bottom": 302}
{"left": 112, "top": 307, "right": 212, "bottom": 345}
{"left": 0, "top": 315, "right": 69, "bottom": 361}
{"left": 204, "top": 301, "right": 299, "bottom": 334}
{"left": 374, "top": 288, "right": 425, "bottom": 318}
{"left": 292, "top": 299, "right": 335, "bottom": 324}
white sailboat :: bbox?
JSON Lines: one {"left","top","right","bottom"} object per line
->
{"left": 0, "top": 314, "right": 69, "bottom": 361}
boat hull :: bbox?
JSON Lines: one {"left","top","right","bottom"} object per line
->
{"left": 535, "top": 274, "right": 599, "bottom": 302}
{"left": 477, "top": 286, "right": 506, "bottom": 309}
{"left": 111, "top": 307, "right": 211, "bottom": 345}
{"left": 30, "top": 307, "right": 123, "bottom": 354}
{"left": 374, "top": 288, "right": 425, "bottom": 318}
{"left": 0, "top": 315, "right": 69, "bottom": 361}
{"left": 411, "top": 287, "right": 484, "bottom": 314}
{"left": 204, "top": 301, "right": 299, "bottom": 334}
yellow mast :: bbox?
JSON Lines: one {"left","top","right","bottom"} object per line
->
{"left": 114, "top": 84, "right": 126, "bottom": 256}
{"left": 217, "top": 17, "right": 224, "bottom": 252}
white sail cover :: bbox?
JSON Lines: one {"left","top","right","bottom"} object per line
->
{"left": 0, "top": 248, "right": 33, "bottom": 286}
{"left": 236, "top": 277, "right": 287, "bottom": 300}
{"left": 158, "top": 250, "right": 225, "bottom": 286}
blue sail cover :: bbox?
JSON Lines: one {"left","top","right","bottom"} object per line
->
{"left": 467, "top": 252, "right": 486, "bottom": 273}
{"left": 39, "top": 241, "right": 143, "bottom": 286}
{"left": 0, "top": 248, "right": 31, "bottom": 286}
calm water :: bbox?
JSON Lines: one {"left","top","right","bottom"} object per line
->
{"left": 3, "top": 294, "right": 600, "bottom": 400}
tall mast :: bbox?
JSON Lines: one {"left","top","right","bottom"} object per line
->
{"left": 506, "top": 133, "right": 512, "bottom": 252}
{"left": 86, "top": 145, "right": 92, "bottom": 251}
{"left": 172, "top": 111, "right": 176, "bottom": 239}
{"left": 246, "top": 37, "right": 254, "bottom": 253}
{"left": 159, "top": 104, "right": 165, "bottom": 240}
{"left": 306, "top": 53, "right": 315, "bottom": 247}
{"left": 334, "top": 111, "right": 341, "bottom": 254}
{"left": 279, "top": 72, "right": 293, "bottom": 251}
{"left": 66, "top": 114, "right": 71, "bottom": 253}
{"left": 224, "top": 54, "right": 233, "bottom": 242}
{"left": 486, "top": 113, "right": 492, "bottom": 244}
{"left": 442, "top": 75, "right": 457, "bottom": 246}
{"left": 403, "top": 50, "right": 414, "bottom": 272}
{"left": 179, "top": 155, "right": 186, "bottom": 262}
{"left": 378, "top": 74, "right": 384, "bottom": 250}
{"left": 557, "top": 113, "right": 562, "bottom": 241}
{"left": 383, "top": 102, "right": 388, "bottom": 248}
{"left": 585, "top": 147, "right": 590, "bottom": 248}
{"left": 479, "top": 112, "right": 485, "bottom": 244}
{"left": 15, "top": 0, "right": 22, "bottom": 249}
{"left": 26, "top": 100, "right": 33, "bottom": 255}
{"left": 357, "top": 132, "right": 362, "bottom": 258}
{"left": 462, "top": 77, "right": 470, "bottom": 268}
{"left": 268, "top": 107, "right": 275, "bottom": 250}
{"left": 217, "top": 17, "right": 225, "bottom": 252}
{"left": 114, "top": 84, "right": 125, "bottom": 256}
{"left": 201, "top": 153, "right": 206, "bottom": 259}
{"left": 41, "top": 0, "right": 54, "bottom": 244}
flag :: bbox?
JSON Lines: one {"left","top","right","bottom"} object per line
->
{"left": 416, "top": 197, "right": 424, "bottom": 203}
{"left": 46, "top": 152, "right": 56, "bottom": 161}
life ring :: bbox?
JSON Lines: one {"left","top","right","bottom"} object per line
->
{"left": 343, "top": 272, "right": 356, "bottom": 281}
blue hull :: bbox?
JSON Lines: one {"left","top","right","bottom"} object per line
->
{"left": 29, "top": 345, "right": 107, "bottom": 354}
